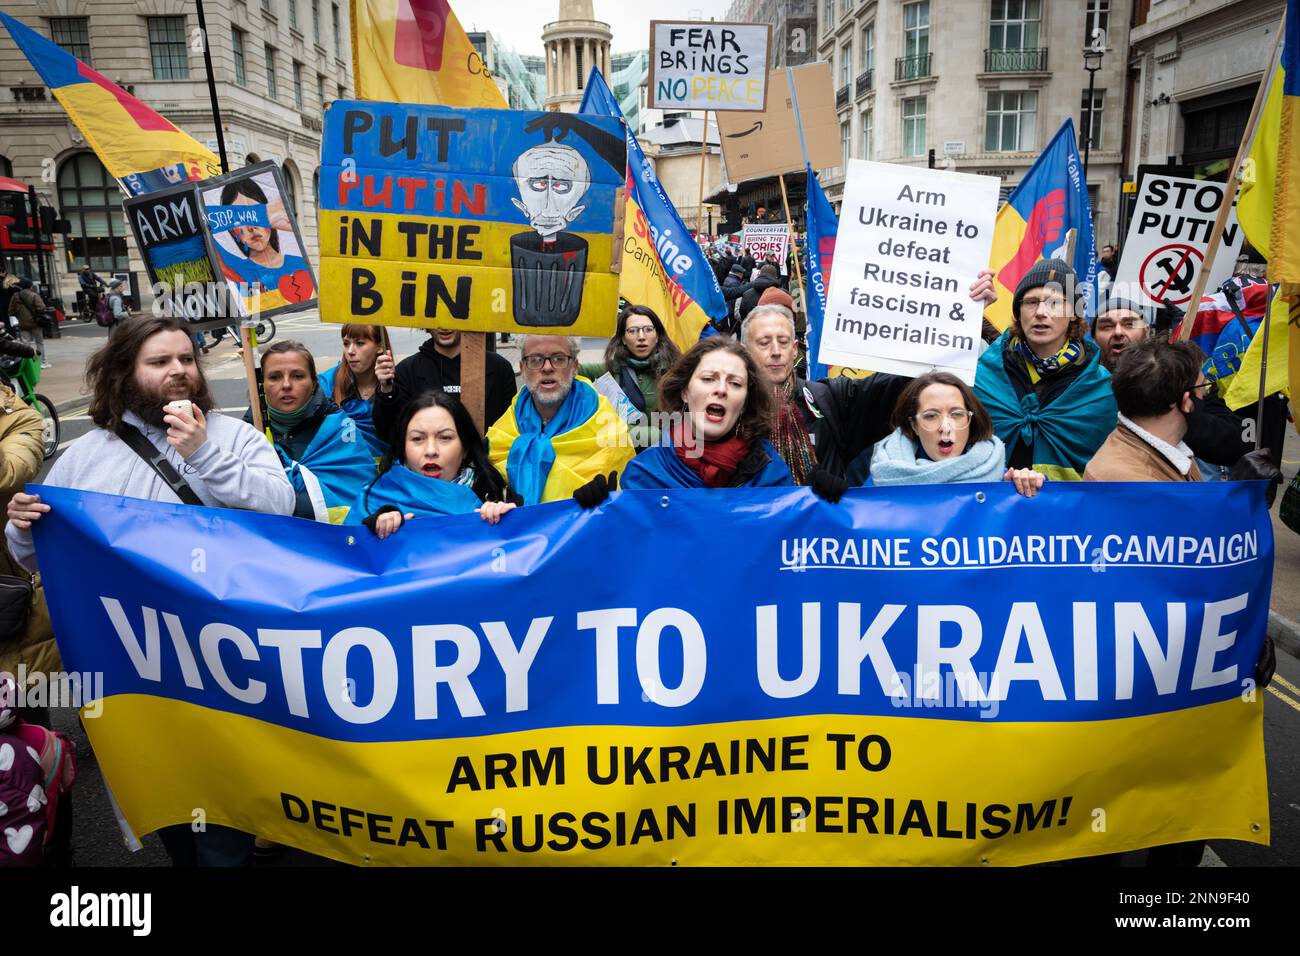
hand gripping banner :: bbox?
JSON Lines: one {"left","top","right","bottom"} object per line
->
{"left": 31, "top": 482, "right": 1272, "bottom": 866}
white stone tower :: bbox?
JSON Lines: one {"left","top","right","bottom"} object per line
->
{"left": 542, "top": 0, "right": 612, "bottom": 112}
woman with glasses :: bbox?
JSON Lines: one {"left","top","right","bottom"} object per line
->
{"left": 579, "top": 305, "right": 682, "bottom": 450}
{"left": 867, "top": 372, "right": 1045, "bottom": 496}
{"left": 975, "top": 259, "right": 1116, "bottom": 481}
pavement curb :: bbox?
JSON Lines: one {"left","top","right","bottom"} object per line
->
{"left": 1269, "top": 610, "right": 1300, "bottom": 661}
{"left": 54, "top": 396, "right": 90, "bottom": 417}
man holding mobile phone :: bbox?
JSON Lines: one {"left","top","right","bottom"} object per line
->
{"left": 4, "top": 315, "right": 294, "bottom": 867}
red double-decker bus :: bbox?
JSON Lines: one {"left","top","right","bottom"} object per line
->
{"left": 0, "top": 176, "right": 66, "bottom": 323}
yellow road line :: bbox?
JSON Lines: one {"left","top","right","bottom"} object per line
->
{"left": 1274, "top": 674, "right": 1300, "bottom": 697}
{"left": 1267, "top": 685, "right": 1300, "bottom": 713}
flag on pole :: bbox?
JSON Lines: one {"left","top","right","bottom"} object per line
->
{"left": 0, "top": 12, "right": 221, "bottom": 195}
{"left": 1228, "top": 2, "right": 1299, "bottom": 412}
{"left": 580, "top": 69, "right": 726, "bottom": 351}
{"left": 985, "top": 119, "right": 1097, "bottom": 331}
{"left": 803, "top": 165, "right": 836, "bottom": 382}
{"left": 350, "top": 0, "right": 508, "bottom": 108}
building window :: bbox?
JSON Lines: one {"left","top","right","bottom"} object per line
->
{"left": 265, "top": 44, "right": 278, "bottom": 98}
{"left": 841, "top": 120, "right": 851, "bottom": 167}
{"left": 312, "top": 0, "right": 320, "bottom": 43}
{"left": 288, "top": 0, "right": 298, "bottom": 31}
{"left": 58, "top": 152, "right": 129, "bottom": 272}
{"left": 261, "top": 0, "right": 272, "bottom": 13}
{"left": 147, "top": 16, "right": 189, "bottom": 80}
{"left": 49, "top": 17, "right": 91, "bottom": 63}
{"left": 1086, "top": 0, "right": 1110, "bottom": 46}
{"left": 985, "top": 90, "right": 1038, "bottom": 151}
{"left": 862, "top": 24, "right": 874, "bottom": 71}
{"left": 0, "top": 156, "right": 12, "bottom": 178}
{"left": 282, "top": 166, "right": 298, "bottom": 218}
{"left": 577, "top": 44, "right": 584, "bottom": 89}
{"left": 331, "top": 3, "right": 341, "bottom": 57}
{"left": 989, "top": 0, "right": 1040, "bottom": 50}
{"left": 338, "top": 83, "right": 346, "bottom": 101}
{"left": 840, "top": 42, "right": 852, "bottom": 87}
{"left": 861, "top": 109, "right": 873, "bottom": 158}
{"left": 1080, "top": 89, "right": 1105, "bottom": 150}
{"left": 293, "top": 61, "right": 303, "bottom": 109}
{"left": 904, "top": 2, "right": 930, "bottom": 59}
{"left": 317, "top": 73, "right": 326, "bottom": 106}
{"left": 233, "top": 30, "right": 247, "bottom": 85}
{"left": 902, "top": 96, "right": 927, "bottom": 157}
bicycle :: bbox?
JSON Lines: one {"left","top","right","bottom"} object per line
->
{"left": 0, "top": 344, "right": 60, "bottom": 460}
{"left": 207, "top": 316, "right": 276, "bottom": 349}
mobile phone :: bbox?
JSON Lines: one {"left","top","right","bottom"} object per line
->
{"left": 164, "top": 400, "right": 193, "bottom": 418}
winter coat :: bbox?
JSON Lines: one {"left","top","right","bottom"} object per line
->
{"left": 372, "top": 337, "right": 516, "bottom": 442}
{"left": 1084, "top": 422, "right": 1203, "bottom": 483}
{"left": 7, "top": 289, "right": 43, "bottom": 334}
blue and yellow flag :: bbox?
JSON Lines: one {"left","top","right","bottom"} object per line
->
{"left": 803, "top": 165, "right": 836, "bottom": 382}
{"left": 1234, "top": 3, "right": 1300, "bottom": 412}
{"left": 986, "top": 119, "right": 1097, "bottom": 331}
{"left": 581, "top": 70, "right": 728, "bottom": 351}
{"left": 0, "top": 12, "right": 221, "bottom": 195}
{"left": 350, "top": 0, "right": 507, "bottom": 108}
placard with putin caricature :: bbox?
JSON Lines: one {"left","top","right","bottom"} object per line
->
{"left": 198, "top": 161, "right": 319, "bottom": 319}
{"left": 318, "top": 102, "right": 626, "bottom": 336}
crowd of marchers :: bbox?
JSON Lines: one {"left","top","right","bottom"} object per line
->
{"left": 0, "top": 257, "right": 1284, "bottom": 867}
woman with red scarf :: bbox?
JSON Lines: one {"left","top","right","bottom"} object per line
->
{"left": 616, "top": 339, "right": 793, "bottom": 490}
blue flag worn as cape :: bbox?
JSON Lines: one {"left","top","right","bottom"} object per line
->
{"left": 349, "top": 463, "right": 482, "bottom": 524}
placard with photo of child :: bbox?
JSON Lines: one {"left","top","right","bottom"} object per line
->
{"left": 200, "top": 160, "right": 317, "bottom": 318}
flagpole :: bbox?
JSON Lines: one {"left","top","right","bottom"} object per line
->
{"left": 196, "top": 0, "right": 230, "bottom": 173}
{"left": 697, "top": 110, "right": 710, "bottom": 236}
{"left": 785, "top": 67, "right": 813, "bottom": 360}
{"left": 1176, "top": 12, "right": 1286, "bottom": 341}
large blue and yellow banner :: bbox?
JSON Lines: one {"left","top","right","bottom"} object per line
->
{"left": 33, "top": 482, "right": 1271, "bottom": 866}
{"left": 0, "top": 12, "right": 221, "bottom": 195}
{"left": 319, "top": 102, "right": 626, "bottom": 335}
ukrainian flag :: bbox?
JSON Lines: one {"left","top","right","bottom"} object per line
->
{"left": 0, "top": 12, "right": 221, "bottom": 195}
{"left": 985, "top": 119, "right": 1098, "bottom": 331}
{"left": 350, "top": 0, "right": 507, "bottom": 108}
{"left": 1230, "top": 2, "right": 1300, "bottom": 411}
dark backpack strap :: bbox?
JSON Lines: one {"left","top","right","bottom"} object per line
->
{"left": 115, "top": 423, "right": 204, "bottom": 506}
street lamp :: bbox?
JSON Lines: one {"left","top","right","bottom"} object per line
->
{"left": 1083, "top": 46, "right": 1105, "bottom": 179}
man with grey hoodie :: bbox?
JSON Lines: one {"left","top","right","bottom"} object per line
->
{"left": 4, "top": 314, "right": 293, "bottom": 868}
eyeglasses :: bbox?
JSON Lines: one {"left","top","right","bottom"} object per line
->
{"left": 521, "top": 353, "right": 575, "bottom": 370}
{"left": 625, "top": 325, "right": 656, "bottom": 336}
{"left": 1192, "top": 380, "right": 1213, "bottom": 396}
{"left": 1019, "top": 296, "right": 1069, "bottom": 314}
{"left": 915, "top": 409, "right": 973, "bottom": 431}
{"left": 1095, "top": 318, "right": 1148, "bottom": 332}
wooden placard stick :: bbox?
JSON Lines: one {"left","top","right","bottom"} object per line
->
{"left": 697, "top": 109, "right": 710, "bottom": 236}
{"left": 1177, "top": 12, "right": 1286, "bottom": 341}
{"left": 778, "top": 172, "right": 809, "bottom": 322}
{"left": 240, "top": 321, "right": 265, "bottom": 436}
{"left": 461, "top": 330, "right": 486, "bottom": 434}
{"left": 611, "top": 185, "right": 626, "bottom": 275}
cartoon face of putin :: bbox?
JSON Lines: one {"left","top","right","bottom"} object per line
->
{"left": 508, "top": 143, "right": 592, "bottom": 327}
{"left": 510, "top": 144, "right": 591, "bottom": 241}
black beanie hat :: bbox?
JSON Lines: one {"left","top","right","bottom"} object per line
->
{"left": 1011, "top": 258, "right": 1082, "bottom": 318}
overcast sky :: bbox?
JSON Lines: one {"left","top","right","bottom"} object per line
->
{"left": 463, "top": 2, "right": 737, "bottom": 57}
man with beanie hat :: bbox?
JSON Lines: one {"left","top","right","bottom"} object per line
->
{"left": 974, "top": 258, "right": 1116, "bottom": 480}
{"left": 738, "top": 263, "right": 782, "bottom": 322}
{"left": 757, "top": 285, "right": 795, "bottom": 312}
{"left": 1094, "top": 293, "right": 1251, "bottom": 470}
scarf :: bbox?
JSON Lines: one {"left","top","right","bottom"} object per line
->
{"left": 671, "top": 423, "right": 751, "bottom": 488}
{"left": 975, "top": 331, "right": 1117, "bottom": 480}
{"left": 868, "top": 428, "right": 1007, "bottom": 486}
{"left": 1012, "top": 336, "right": 1085, "bottom": 377}
{"left": 504, "top": 381, "right": 600, "bottom": 506}
{"left": 771, "top": 377, "right": 816, "bottom": 485}
{"left": 349, "top": 462, "right": 482, "bottom": 523}
{"left": 268, "top": 386, "right": 326, "bottom": 440}
{"left": 618, "top": 357, "right": 649, "bottom": 414}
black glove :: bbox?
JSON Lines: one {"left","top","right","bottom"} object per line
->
{"left": 1229, "top": 448, "right": 1283, "bottom": 507}
{"left": 810, "top": 468, "right": 850, "bottom": 504}
{"left": 362, "top": 505, "right": 402, "bottom": 535}
{"left": 573, "top": 471, "right": 617, "bottom": 509}
{"left": 1255, "top": 635, "right": 1277, "bottom": 689}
